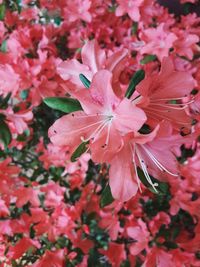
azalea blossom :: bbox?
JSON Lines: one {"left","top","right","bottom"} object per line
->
{"left": 109, "top": 123, "right": 179, "bottom": 201}
{"left": 115, "top": 0, "right": 144, "bottom": 22}
{"left": 49, "top": 70, "right": 146, "bottom": 163}
{"left": 57, "top": 39, "right": 128, "bottom": 96}
{"left": 135, "top": 57, "right": 195, "bottom": 129}
{"left": 0, "top": 0, "right": 199, "bottom": 266}
{"left": 139, "top": 23, "right": 177, "bottom": 61}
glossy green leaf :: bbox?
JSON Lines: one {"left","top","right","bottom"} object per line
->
{"left": 43, "top": 97, "right": 82, "bottom": 113}
{"left": 71, "top": 141, "right": 89, "bottom": 162}
{"left": 0, "top": 119, "right": 12, "bottom": 148}
{"left": 79, "top": 74, "right": 91, "bottom": 88}
{"left": 125, "top": 69, "right": 145, "bottom": 99}
{"left": 100, "top": 184, "right": 114, "bottom": 208}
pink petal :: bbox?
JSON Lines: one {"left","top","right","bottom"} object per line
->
{"left": 81, "top": 40, "right": 106, "bottom": 73}
{"left": 90, "top": 70, "right": 120, "bottom": 109}
{"left": 57, "top": 59, "right": 92, "bottom": 87}
{"left": 48, "top": 111, "right": 103, "bottom": 149}
{"left": 114, "top": 98, "right": 147, "bottom": 134}
{"left": 90, "top": 126, "right": 123, "bottom": 163}
{"left": 110, "top": 146, "right": 138, "bottom": 201}
{"left": 128, "top": 7, "right": 140, "bottom": 22}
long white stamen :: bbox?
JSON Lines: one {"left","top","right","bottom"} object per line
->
{"left": 146, "top": 108, "right": 191, "bottom": 126}
{"left": 92, "top": 120, "right": 110, "bottom": 143}
{"left": 141, "top": 145, "right": 178, "bottom": 176}
{"left": 105, "top": 121, "right": 112, "bottom": 146}
{"left": 131, "top": 144, "right": 142, "bottom": 192}
{"left": 150, "top": 103, "right": 188, "bottom": 110}
{"left": 62, "top": 118, "right": 108, "bottom": 136}
{"left": 135, "top": 146, "right": 158, "bottom": 192}
{"left": 74, "top": 113, "right": 106, "bottom": 118}
{"left": 150, "top": 97, "right": 187, "bottom": 102}
{"left": 84, "top": 118, "right": 110, "bottom": 142}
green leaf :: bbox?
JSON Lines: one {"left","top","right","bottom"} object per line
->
{"left": 125, "top": 69, "right": 145, "bottom": 99}
{"left": 0, "top": 119, "right": 12, "bottom": 148}
{"left": 131, "top": 22, "right": 138, "bottom": 35}
{"left": 79, "top": 74, "right": 91, "bottom": 88}
{"left": 0, "top": 40, "right": 7, "bottom": 53}
{"left": 43, "top": 97, "right": 82, "bottom": 113}
{"left": 20, "top": 89, "right": 29, "bottom": 100}
{"left": 0, "top": 93, "right": 11, "bottom": 109}
{"left": 140, "top": 55, "right": 157, "bottom": 65}
{"left": 0, "top": 4, "right": 5, "bottom": 21}
{"left": 137, "top": 167, "right": 169, "bottom": 195}
{"left": 71, "top": 141, "right": 89, "bottom": 162}
{"left": 100, "top": 184, "right": 114, "bottom": 208}
{"left": 16, "top": 0, "right": 22, "bottom": 13}
{"left": 54, "top": 16, "right": 62, "bottom": 25}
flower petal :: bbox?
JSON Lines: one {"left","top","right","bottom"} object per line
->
{"left": 81, "top": 40, "right": 106, "bottom": 73}
{"left": 110, "top": 146, "right": 138, "bottom": 201}
{"left": 114, "top": 98, "right": 147, "bottom": 134}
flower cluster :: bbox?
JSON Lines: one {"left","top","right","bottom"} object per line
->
{"left": 0, "top": 0, "right": 200, "bottom": 266}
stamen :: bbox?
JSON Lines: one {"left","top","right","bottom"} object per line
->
{"left": 150, "top": 97, "right": 187, "bottom": 102}
{"left": 145, "top": 108, "right": 191, "bottom": 126}
{"left": 135, "top": 146, "right": 158, "bottom": 192}
{"left": 130, "top": 144, "right": 142, "bottom": 192}
{"left": 105, "top": 122, "right": 112, "bottom": 146}
{"left": 83, "top": 118, "right": 110, "bottom": 143}
{"left": 141, "top": 145, "right": 178, "bottom": 176}
{"left": 74, "top": 113, "right": 106, "bottom": 118}
{"left": 150, "top": 103, "right": 188, "bottom": 110}
{"left": 63, "top": 118, "right": 108, "bottom": 136}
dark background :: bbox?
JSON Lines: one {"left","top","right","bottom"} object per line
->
{"left": 158, "top": 0, "right": 200, "bottom": 16}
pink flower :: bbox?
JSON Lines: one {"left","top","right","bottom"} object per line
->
{"left": 0, "top": 199, "right": 9, "bottom": 217}
{"left": 109, "top": 122, "right": 180, "bottom": 201}
{"left": 57, "top": 39, "right": 128, "bottom": 95}
{"left": 30, "top": 249, "right": 65, "bottom": 267}
{"left": 49, "top": 70, "right": 146, "bottom": 163}
{"left": 142, "top": 247, "right": 174, "bottom": 267}
{"left": 7, "top": 237, "right": 40, "bottom": 260}
{"left": 174, "top": 30, "right": 199, "bottom": 60}
{"left": 0, "top": 21, "right": 6, "bottom": 41}
{"left": 136, "top": 57, "right": 195, "bottom": 129}
{"left": 149, "top": 212, "right": 170, "bottom": 235}
{"left": 116, "top": 0, "right": 144, "bottom": 22}
{"left": 14, "top": 187, "right": 40, "bottom": 208}
{"left": 139, "top": 24, "right": 177, "bottom": 61}
{"left": 63, "top": 0, "right": 92, "bottom": 23}
{"left": 127, "top": 219, "right": 150, "bottom": 255}
{"left": 4, "top": 109, "right": 33, "bottom": 135}
{"left": 0, "top": 65, "right": 20, "bottom": 96}
{"left": 99, "top": 242, "right": 126, "bottom": 267}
